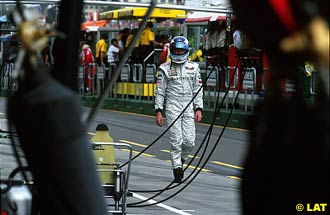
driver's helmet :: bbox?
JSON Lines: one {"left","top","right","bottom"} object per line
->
{"left": 169, "top": 36, "right": 190, "bottom": 64}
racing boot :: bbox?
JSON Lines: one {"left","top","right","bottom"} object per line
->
{"left": 173, "top": 167, "right": 183, "bottom": 183}
{"left": 181, "top": 158, "right": 186, "bottom": 166}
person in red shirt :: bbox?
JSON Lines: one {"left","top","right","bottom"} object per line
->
{"left": 80, "top": 43, "right": 96, "bottom": 93}
{"left": 159, "top": 35, "right": 170, "bottom": 65}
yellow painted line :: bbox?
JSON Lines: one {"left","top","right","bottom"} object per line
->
{"left": 88, "top": 132, "right": 95, "bottom": 136}
{"left": 121, "top": 149, "right": 155, "bottom": 158}
{"left": 0, "top": 112, "right": 4, "bottom": 115}
{"left": 119, "top": 139, "right": 148, "bottom": 148}
{"left": 198, "top": 122, "right": 250, "bottom": 132}
{"left": 183, "top": 164, "right": 212, "bottom": 172}
{"left": 188, "top": 155, "right": 200, "bottom": 159}
{"left": 84, "top": 108, "right": 249, "bottom": 132}
{"left": 165, "top": 160, "right": 211, "bottom": 172}
{"left": 227, "top": 176, "right": 241, "bottom": 180}
{"left": 210, "top": 161, "right": 244, "bottom": 170}
{"left": 160, "top": 149, "right": 171, "bottom": 153}
{"left": 91, "top": 108, "right": 155, "bottom": 119}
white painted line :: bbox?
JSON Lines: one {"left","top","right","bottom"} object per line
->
{"left": 132, "top": 192, "right": 193, "bottom": 215}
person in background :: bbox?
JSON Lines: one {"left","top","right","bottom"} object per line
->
{"left": 139, "top": 21, "right": 163, "bottom": 64}
{"left": 125, "top": 28, "right": 141, "bottom": 64}
{"left": 116, "top": 28, "right": 130, "bottom": 49}
{"left": 95, "top": 33, "right": 108, "bottom": 67}
{"left": 155, "top": 36, "right": 203, "bottom": 183}
{"left": 4, "top": 40, "right": 19, "bottom": 64}
{"left": 106, "top": 38, "right": 123, "bottom": 89}
{"left": 189, "top": 46, "right": 203, "bottom": 62}
{"left": 205, "top": 21, "right": 219, "bottom": 54}
{"left": 41, "top": 40, "right": 51, "bottom": 66}
{"left": 107, "top": 38, "right": 123, "bottom": 65}
{"left": 80, "top": 42, "right": 95, "bottom": 93}
{"left": 159, "top": 35, "right": 170, "bottom": 64}
{"left": 230, "top": 23, "right": 250, "bottom": 51}
{"left": 217, "top": 21, "right": 227, "bottom": 48}
{"left": 232, "top": 27, "right": 243, "bottom": 50}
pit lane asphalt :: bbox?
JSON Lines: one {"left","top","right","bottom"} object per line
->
{"left": 86, "top": 108, "right": 249, "bottom": 178}
{"left": 1, "top": 98, "right": 246, "bottom": 214}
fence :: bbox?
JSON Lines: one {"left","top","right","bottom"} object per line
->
{"left": 2, "top": 60, "right": 312, "bottom": 113}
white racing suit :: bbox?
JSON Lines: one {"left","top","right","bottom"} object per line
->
{"left": 155, "top": 61, "right": 203, "bottom": 169}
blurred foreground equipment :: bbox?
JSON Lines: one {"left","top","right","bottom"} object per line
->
{"left": 5, "top": 1, "right": 108, "bottom": 214}
{"left": 230, "top": 0, "right": 329, "bottom": 214}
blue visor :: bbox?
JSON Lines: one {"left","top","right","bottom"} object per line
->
{"left": 172, "top": 42, "right": 189, "bottom": 50}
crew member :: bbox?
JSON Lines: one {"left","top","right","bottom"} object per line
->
{"left": 159, "top": 35, "right": 170, "bottom": 64}
{"left": 154, "top": 36, "right": 203, "bottom": 183}
{"left": 107, "top": 38, "right": 123, "bottom": 86}
{"left": 125, "top": 28, "right": 141, "bottom": 63}
{"left": 80, "top": 43, "right": 95, "bottom": 93}
{"left": 139, "top": 21, "right": 162, "bottom": 64}
{"left": 107, "top": 38, "right": 123, "bottom": 65}
{"left": 95, "top": 33, "right": 108, "bottom": 67}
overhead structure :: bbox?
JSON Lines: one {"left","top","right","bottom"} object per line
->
{"left": 81, "top": 20, "right": 107, "bottom": 31}
{"left": 100, "top": 8, "right": 125, "bottom": 20}
{"left": 118, "top": 7, "right": 185, "bottom": 19}
{"left": 185, "top": 11, "right": 228, "bottom": 22}
{"left": 101, "top": 6, "right": 186, "bottom": 20}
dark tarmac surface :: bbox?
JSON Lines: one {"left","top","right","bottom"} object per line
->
{"left": 1, "top": 98, "right": 243, "bottom": 214}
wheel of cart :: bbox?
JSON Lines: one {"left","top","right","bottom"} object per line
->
{"left": 91, "top": 142, "right": 133, "bottom": 215}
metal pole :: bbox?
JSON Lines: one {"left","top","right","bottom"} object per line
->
{"left": 143, "top": 50, "right": 155, "bottom": 64}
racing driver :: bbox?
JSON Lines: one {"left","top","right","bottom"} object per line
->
{"left": 155, "top": 36, "right": 203, "bottom": 183}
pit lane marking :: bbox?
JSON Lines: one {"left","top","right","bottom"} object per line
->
{"left": 119, "top": 139, "right": 147, "bottom": 148}
{"left": 210, "top": 161, "right": 243, "bottom": 170}
{"left": 160, "top": 149, "right": 201, "bottom": 159}
{"left": 165, "top": 160, "right": 212, "bottom": 172}
{"left": 132, "top": 192, "right": 193, "bottom": 215}
{"left": 121, "top": 148, "right": 155, "bottom": 158}
{"left": 94, "top": 108, "right": 250, "bottom": 132}
{"left": 91, "top": 138, "right": 243, "bottom": 171}
{"left": 227, "top": 176, "right": 241, "bottom": 180}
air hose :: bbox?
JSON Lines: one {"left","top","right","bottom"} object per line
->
{"left": 128, "top": 61, "right": 241, "bottom": 206}
{"left": 119, "top": 69, "right": 214, "bottom": 168}
{"left": 129, "top": 64, "right": 247, "bottom": 207}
